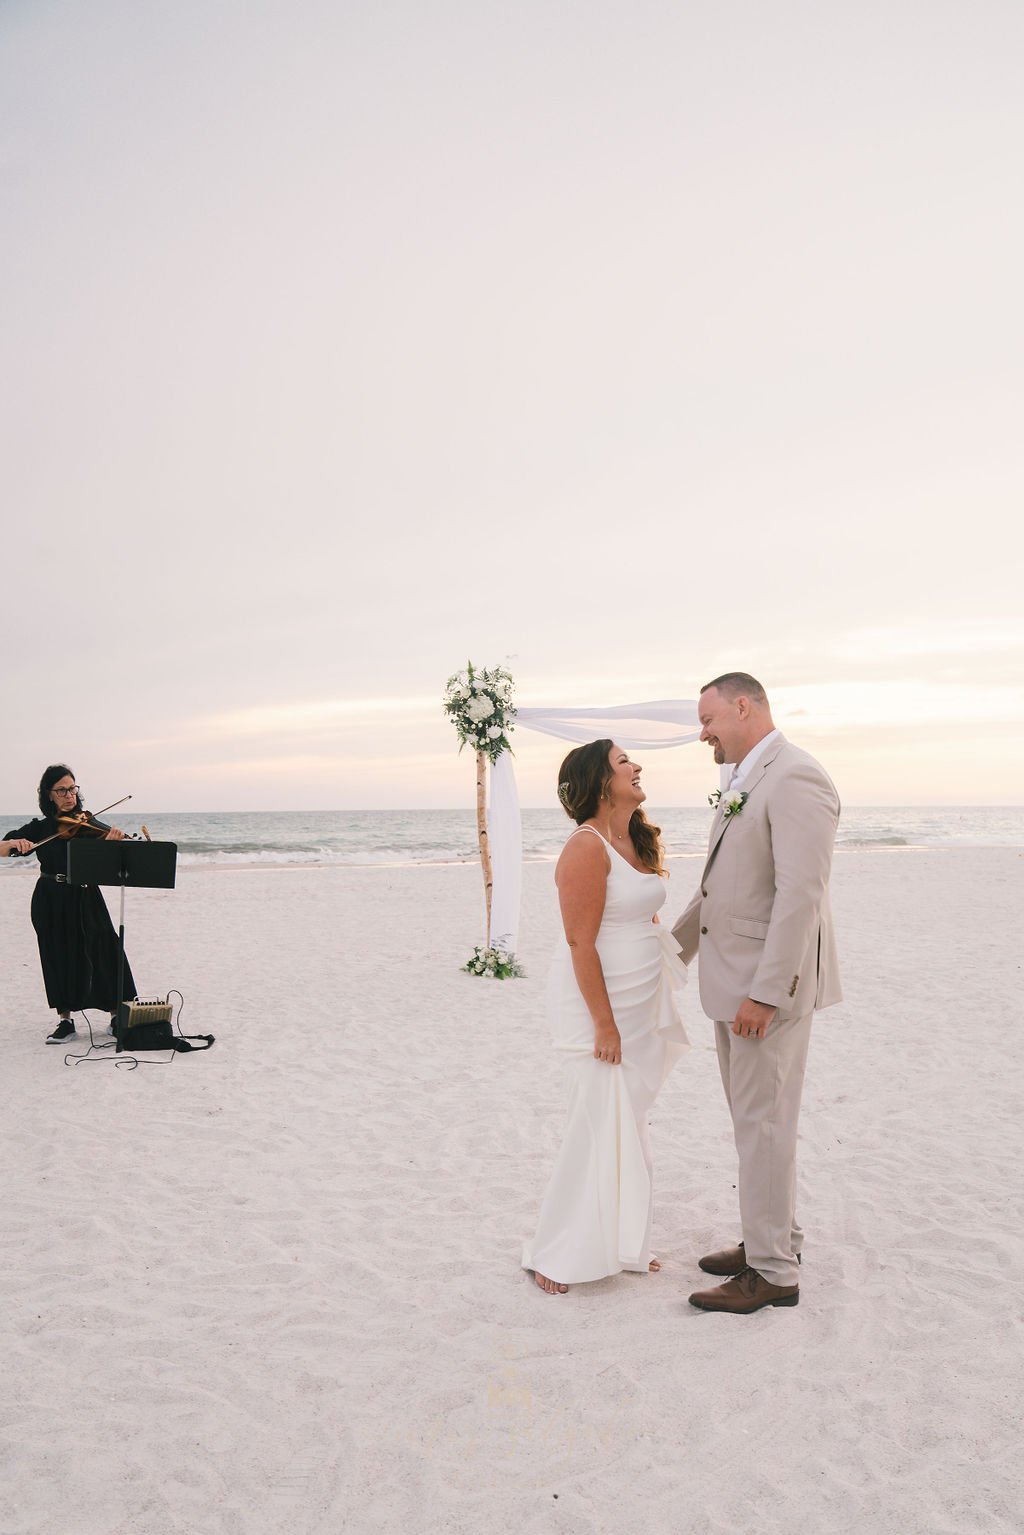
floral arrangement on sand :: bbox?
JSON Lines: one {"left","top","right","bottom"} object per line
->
{"left": 463, "top": 942, "right": 526, "bottom": 980}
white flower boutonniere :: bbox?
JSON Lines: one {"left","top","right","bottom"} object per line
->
{"left": 709, "top": 788, "right": 748, "bottom": 818}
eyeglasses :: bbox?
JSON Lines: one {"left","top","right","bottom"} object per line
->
{"left": 52, "top": 785, "right": 79, "bottom": 797}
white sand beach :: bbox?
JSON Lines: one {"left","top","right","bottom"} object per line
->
{"left": 1, "top": 847, "right": 1021, "bottom": 1535}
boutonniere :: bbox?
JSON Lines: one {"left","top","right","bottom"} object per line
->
{"left": 708, "top": 788, "right": 748, "bottom": 818}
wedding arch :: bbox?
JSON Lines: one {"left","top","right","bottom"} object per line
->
{"left": 444, "top": 663, "right": 702, "bottom": 971}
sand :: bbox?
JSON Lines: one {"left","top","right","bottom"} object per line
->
{"left": 1, "top": 847, "right": 1021, "bottom": 1535}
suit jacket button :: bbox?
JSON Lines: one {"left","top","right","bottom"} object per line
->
{"left": 701, "top": 889, "right": 708, "bottom": 897}
{"left": 700, "top": 926, "right": 708, "bottom": 934}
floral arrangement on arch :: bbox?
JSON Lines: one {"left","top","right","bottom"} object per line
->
{"left": 443, "top": 661, "right": 516, "bottom": 763}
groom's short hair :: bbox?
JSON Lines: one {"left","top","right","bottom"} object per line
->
{"left": 701, "top": 672, "right": 768, "bottom": 705}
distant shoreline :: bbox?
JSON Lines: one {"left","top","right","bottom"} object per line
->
{"left": 9, "top": 843, "right": 998, "bottom": 876}
{"left": 4, "top": 806, "right": 1021, "bottom": 874}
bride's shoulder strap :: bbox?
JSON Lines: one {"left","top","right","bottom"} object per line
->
{"left": 557, "top": 823, "right": 611, "bottom": 876}
{"left": 566, "top": 824, "right": 610, "bottom": 856}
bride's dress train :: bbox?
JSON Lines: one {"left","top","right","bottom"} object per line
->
{"left": 522, "top": 832, "right": 689, "bottom": 1285}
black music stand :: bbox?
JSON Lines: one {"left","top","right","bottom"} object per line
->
{"left": 65, "top": 839, "right": 177, "bottom": 1025}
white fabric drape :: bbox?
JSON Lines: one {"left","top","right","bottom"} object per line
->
{"left": 486, "top": 700, "right": 701, "bottom": 955}
{"left": 515, "top": 700, "right": 701, "bottom": 749}
{"left": 487, "top": 749, "right": 522, "bottom": 954}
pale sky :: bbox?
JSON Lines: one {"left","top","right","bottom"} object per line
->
{"left": 2, "top": 0, "right": 1022, "bottom": 812}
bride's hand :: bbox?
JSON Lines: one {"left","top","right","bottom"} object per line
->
{"left": 593, "top": 1022, "right": 621, "bottom": 1065}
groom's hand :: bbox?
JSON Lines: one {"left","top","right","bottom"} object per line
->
{"left": 732, "top": 999, "right": 778, "bottom": 1039}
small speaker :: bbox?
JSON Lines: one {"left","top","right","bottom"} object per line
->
{"left": 121, "top": 998, "right": 173, "bottom": 1028}
{"left": 114, "top": 997, "right": 174, "bottom": 1052}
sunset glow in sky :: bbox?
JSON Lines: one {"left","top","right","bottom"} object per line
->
{"left": 2, "top": 1, "right": 1021, "bottom": 812}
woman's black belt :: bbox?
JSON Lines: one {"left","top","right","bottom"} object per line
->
{"left": 38, "top": 873, "right": 68, "bottom": 883}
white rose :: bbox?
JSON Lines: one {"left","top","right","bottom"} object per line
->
{"left": 487, "top": 725, "right": 503, "bottom": 739}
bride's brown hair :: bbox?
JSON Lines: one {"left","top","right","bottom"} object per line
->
{"left": 556, "top": 739, "right": 666, "bottom": 876}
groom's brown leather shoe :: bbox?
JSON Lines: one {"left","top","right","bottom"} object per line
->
{"left": 689, "top": 1267, "right": 799, "bottom": 1313}
{"left": 698, "top": 1241, "right": 802, "bottom": 1276}
{"left": 698, "top": 1241, "right": 747, "bottom": 1276}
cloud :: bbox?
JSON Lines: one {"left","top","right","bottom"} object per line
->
{"left": 832, "top": 620, "right": 1024, "bottom": 664}
{"left": 775, "top": 678, "right": 1023, "bottom": 730}
{"left": 186, "top": 695, "right": 439, "bottom": 739}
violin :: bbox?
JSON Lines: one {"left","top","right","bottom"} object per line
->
{"left": 53, "top": 810, "right": 117, "bottom": 840}
{"left": 11, "top": 795, "right": 136, "bottom": 856}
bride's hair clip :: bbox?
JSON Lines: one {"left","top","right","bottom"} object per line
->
{"left": 557, "top": 781, "right": 574, "bottom": 812}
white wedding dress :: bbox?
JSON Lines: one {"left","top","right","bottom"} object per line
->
{"left": 522, "top": 828, "right": 690, "bottom": 1285}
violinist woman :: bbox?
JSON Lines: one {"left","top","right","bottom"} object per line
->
{"left": 1, "top": 765, "right": 137, "bottom": 1043}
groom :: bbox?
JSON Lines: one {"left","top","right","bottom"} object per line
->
{"left": 673, "top": 672, "right": 841, "bottom": 1314}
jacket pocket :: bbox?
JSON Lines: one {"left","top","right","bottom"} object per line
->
{"left": 729, "top": 916, "right": 769, "bottom": 941}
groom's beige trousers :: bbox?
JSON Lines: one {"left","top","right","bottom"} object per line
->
{"left": 714, "top": 1007, "right": 813, "bottom": 1288}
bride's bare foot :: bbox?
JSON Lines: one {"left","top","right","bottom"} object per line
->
{"left": 534, "top": 1271, "right": 568, "bottom": 1294}
{"left": 649, "top": 1257, "right": 661, "bottom": 1272}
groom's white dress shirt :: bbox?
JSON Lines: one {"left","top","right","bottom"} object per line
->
{"left": 726, "top": 729, "right": 780, "bottom": 791}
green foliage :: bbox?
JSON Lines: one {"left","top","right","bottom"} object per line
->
{"left": 443, "top": 660, "right": 516, "bottom": 763}
{"left": 462, "top": 944, "right": 526, "bottom": 979}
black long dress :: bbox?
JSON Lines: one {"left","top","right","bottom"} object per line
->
{"left": 4, "top": 816, "right": 137, "bottom": 1014}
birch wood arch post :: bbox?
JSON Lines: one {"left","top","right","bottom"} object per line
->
{"left": 443, "top": 661, "right": 523, "bottom": 978}
{"left": 475, "top": 746, "right": 493, "bottom": 945}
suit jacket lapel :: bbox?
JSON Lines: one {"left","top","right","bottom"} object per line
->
{"left": 700, "top": 736, "right": 788, "bottom": 880}
{"left": 702, "top": 804, "right": 731, "bottom": 880}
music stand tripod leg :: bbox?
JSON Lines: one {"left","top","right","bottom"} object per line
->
{"left": 116, "top": 871, "right": 127, "bottom": 1029}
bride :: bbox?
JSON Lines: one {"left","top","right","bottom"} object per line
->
{"left": 522, "top": 739, "right": 689, "bottom": 1294}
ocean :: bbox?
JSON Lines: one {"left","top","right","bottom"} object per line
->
{"left": 4, "top": 807, "right": 1022, "bottom": 869}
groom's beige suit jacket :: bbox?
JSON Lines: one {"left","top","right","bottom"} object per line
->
{"left": 672, "top": 735, "right": 841, "bottom": 1023}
